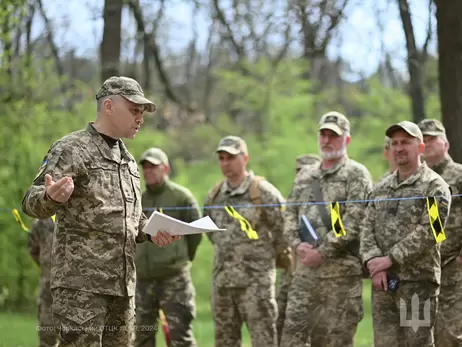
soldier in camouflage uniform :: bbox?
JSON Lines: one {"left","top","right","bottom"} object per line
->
{"left": 28, "top": 217, "right": 59, "bottom": 347}
{"left": 418, "top": 119, "right": 462, "bottom": 347}
{"left": 360, "top": 121, "right": 452, "bottom": 347}
{"left": 135, "top": 147, "right": 201, "bottom": 347}
{"left": 281, "top": 112, "right": 372, "bottom": 347}
{"left": 203, "top": 136, "right": 290, "bottom": 347}
{"left": 22, "top": 76, "right": 179, "bottom": 347}
{"left": 275, "top": 154, "right": 321, "bottom": 345}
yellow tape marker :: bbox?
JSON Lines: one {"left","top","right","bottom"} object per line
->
{"left": 426, "top": 197, "right": 446, "bottom": 243}
{"left": 330, "top": 201, "right": 346, "bottom": 237}
{"left": 225, "top": 205, "right": 258, "bottom": 239}
{"left": 12, "top": 209, "right": 29, "bottom": 232}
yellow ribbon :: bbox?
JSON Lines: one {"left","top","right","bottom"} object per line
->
{"left": 330, "top": 201, "right": 346, "bottom": 237}
{"left": 51, "top": 215, "right": 56, "bottom": 223}
{"left": 426, "top": 197, "right": 446, "bottom": 243}
{"left": 11, "top": 209, "right": 29, "bottom": 232}
{"left": 159, "top": 208, "right": 163, "bottom": 214}
{"left": 225, "top": 205, "right": 258, "bottom": 239}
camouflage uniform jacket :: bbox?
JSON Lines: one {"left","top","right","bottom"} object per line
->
{"left": 360, "top": 162, "right": 451, "bottom": 287}
{"left": 22, "top": 123, "right": 150, "bottom": 297}
{"left": 284, "top": 155, "right": 373, "bottom": 278}
{"left": 430, "top": 155, "right": 462, "bottom": 268}
{"left": 204, "top": 172, "right": 287, "bottom": 288}
{"left": 28, "top": 218, "right": 55, "bottom": 293}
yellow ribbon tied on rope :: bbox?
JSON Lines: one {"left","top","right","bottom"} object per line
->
{"left": 225, "top": 205, "right": 259, "bottom": 239}
{"left": 51, "top": 215, "right": 56, "bottom": 223}
{"left": 330, "top": 201, "right": 346, "bottom": 238}
{"left": 11, "top": 209, "right": 29, "bottom": 232}
{"left": 426, "top": 197, "right": 446, "bottom": 243}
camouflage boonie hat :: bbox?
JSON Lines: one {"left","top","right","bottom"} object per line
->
{"left": 296, "top": 154, "right": 321, "bottom": 170}
{"left": 417, "top": 119, "right": 446, "bottom": 138}
{"left": 319, "top": 111, "right": 350, "bottom": 135}
{"left": 216, "top": 136, "right": 248, "bottom": 155}
{"left": 96, "top": 76, "right": 157, "bottom": 113}
{"left": 386, "top": 121, "right": 423, "bottom": 142}
{"left": 139, "top": 148, "right": 169, "bottom": 166}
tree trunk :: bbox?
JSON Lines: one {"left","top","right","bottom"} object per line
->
{"left": 435, "top": 0, "right": 462, "bottom": 163}
{"left": 397, "top": 0, "right": 426, "bottom": 123}
{"left": 100, "top": 0, "right": 122, "bottom": 82}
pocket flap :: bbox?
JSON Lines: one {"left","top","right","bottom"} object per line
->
{"left": 52, "top": 302, "right": 97, "bottom": 325}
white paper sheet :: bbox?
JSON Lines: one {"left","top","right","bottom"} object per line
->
{"left": 143, "top": 211, "right": 226, "bottom": 236}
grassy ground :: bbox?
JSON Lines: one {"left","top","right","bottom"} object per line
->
{"left": 0, "top": 241, "right": 373, "bottom": 347}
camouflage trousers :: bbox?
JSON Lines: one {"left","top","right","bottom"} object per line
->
{"left": 372, "top": 281, "right": 438, "bottom": 347}
{"left": 51, "top": 287, "right": 135, "bottom": 347}
{"left": 435, "top": 261, "right": 462, "bottom": 347}
{"left": 37, "top": 285, "right": 59, "bottom": 347}
{"left": 276, "top": 269, "right": 292, "bottom": 345}
{"left": 134, "top": 270, "right": 197, "bottom": 347}
{"left": 212, "top": 283, "right": 278, "bottom": 347}
{"left": 280, "top": 275, "right": 363, "bottom": 347}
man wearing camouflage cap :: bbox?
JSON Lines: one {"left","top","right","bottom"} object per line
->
{"left": 360, "top": 120, "right": 452, "bottom": 347}
{"left": 22, "top": 76, "right": 179, "bottom": 347}
{"left": 281, "top": 111, "right": 373, "bottom": 347}
{"left": 134, "top": 147, "right": 202, "bottom": 347}
{"left": 203, "top": 135, "right": 290, "bottom": 347}
{"left": 418, "top": 118, "right": 462, "bottom": 347}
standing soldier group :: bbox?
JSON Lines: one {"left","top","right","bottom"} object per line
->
{"left": 24, "top": 75, "right": 461, "bottom": 347}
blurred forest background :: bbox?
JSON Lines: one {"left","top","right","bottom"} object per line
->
{"left": 0, "top": 0, "right": 461, "bottom": 346}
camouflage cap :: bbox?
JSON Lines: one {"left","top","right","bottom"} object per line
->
{"left": 417, "top": 119, "right": 446, "bottom": 138}
{"left": 296, "top": 154, "right": 321, "bottom": 170}
{"left": 319, "top": 111, "right": 350, "bottom": 135}
{"left": 385, "top": 121, "right": 423, "bottom": 142}
{"left": 96, "top": 76, "right": 157, "bottom": 113}
{"left": 139, "top": 147, "right": 169, "bottom": 166}
{"left": 216, "top": 136, "right": 248, "bottom": 155}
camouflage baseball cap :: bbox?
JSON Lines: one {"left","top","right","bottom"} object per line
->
{"left": 216, "top": 136, "right": 248, "bottom": 155}
{"left": 96, "top": 76, "right": 157, "bottom": 113}
{"left": 296, "top": 154, "right": 321, "bottom": 170}
{"left": 385, "top": 121, "right": 423, "bottom": 142}
{"left": 318, "top": 111, "right": 350, "bottom": 135}
{"left": 139, "top": 148, "right": 169, "bottom": 166}
{"left": 417, "top": 119, "right": 446, "bottom": 138}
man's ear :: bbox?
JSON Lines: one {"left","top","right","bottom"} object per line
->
{"left": 419, "top": 142, "right": 425, "bottom": 154}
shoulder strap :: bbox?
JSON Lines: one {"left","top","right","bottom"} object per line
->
{"left": 311, "top": 177, "right": 331, "bottom": 230}
{"left": 206, "top": 180, "right": 225, "bottom": 206}
{"left": 249, "top": 175, "right": 265, "bottom": 206}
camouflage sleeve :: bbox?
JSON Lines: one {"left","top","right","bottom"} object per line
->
{"left": 28, "top": 219, "right": 41, "bottom": 266}
{"left": 22, "top": 141, "right": 82, "bottom": 219}
{"left": 283, "top": 178, "right": 301, "bottom": 248}
{"left": 136, "top": 212, "right": 149, "bottom": 243}
{"left": 359, "top": 194, "right": 383, "bottom": 265}
{"left": 183, "top": 193, "right": 203, "bottom": 261}
{"left": 260, "top": 180, "right": 287, "bottom": 254}
{"left": 317, "top": 167, "right": 373, "bottom": 259}
{"left": 389, "top": 181, "right": 452, "bottom": 266}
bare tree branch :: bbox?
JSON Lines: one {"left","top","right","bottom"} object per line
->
{"left": 212, "top": 0, "right": 245, "bottom": 59}
{"left": 421, "top": 0, "right": 433, "bottom": 64}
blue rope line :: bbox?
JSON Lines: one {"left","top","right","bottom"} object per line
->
{"left": 2, "top": 194, "right": 458, "bottom": 212}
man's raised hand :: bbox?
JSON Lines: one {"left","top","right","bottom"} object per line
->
{"left": 45, "top": 174, "right": 74, "bottom": 203}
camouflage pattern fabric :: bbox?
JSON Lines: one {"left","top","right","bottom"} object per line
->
{"left": 51, "top": 287, "right": 135, "bottom": 347}
{"left": 372, "top": 282, "right": 438, "bottom": 347}
{"left": 96, "top": 76, "right": 157, "bottom": 113}
{"left": 22, "top": 123, "right": 151, "bottom": 346}
{"left": 275, "top": 269, "right": 292, "bottom": 345}
{"left": 204, "top": 171, "right": 286, "bottom": 347}
{"left": 134, "top": 270, "right": 196, "bottom": 347}
{"left": 360, "top": 162, "right": 452, "bottom": 346}
{"left": 281, "top": 156, "right": 372, "bottom": 347}
{"left": 427, "top": 155, "right": 462, "bottom": 347}
{"left": 28, "top": 218, "right": 59, "bottom": 347}
{"left": 212, "top": 284, "right": 277, "bottom": 346}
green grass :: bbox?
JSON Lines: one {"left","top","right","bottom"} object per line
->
{"left": 0, "top": 241, "right": 373, "bottom": 347}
